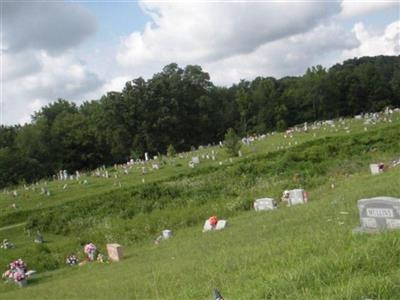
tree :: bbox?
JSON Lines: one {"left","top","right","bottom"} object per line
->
{"left": 224, "top": 128, "right": 241, "bottom": 157}
{"left": 167, "top": 144, "right": 176, "bottom": 157}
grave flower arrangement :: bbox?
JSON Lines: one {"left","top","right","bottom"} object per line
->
{"left": 84, "top": 243, "right": 97, "bottom": 261}
{"left": 2, "top": 259, "right": 28, "bottom": 286}
{"left": 0, "top": 239, "right": 15, "bottom": 249}
{"left": 66, "top": 255, "right": 79, "bottom": 265}
{"left": 96, "top": 253, "right": 108, "bottom": 263}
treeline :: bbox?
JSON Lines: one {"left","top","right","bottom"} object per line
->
{"left": 1, "top": 55, "right": 399, "bottom": 187}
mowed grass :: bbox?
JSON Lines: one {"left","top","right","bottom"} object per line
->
{"left": 1, "top": 167, "right": 400, "bottom": 299}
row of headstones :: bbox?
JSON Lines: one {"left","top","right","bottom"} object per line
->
{"left": 254, "top": 191, "right": 400, "bottom": 234}
{"left": 201, "top": 190, "right": 308, "bottom": 232}
{"left": 55, "top": 170, "right": 81, "bottom": 181}
{"left": 253, "top": 189, "right": 308, "bottom": 212}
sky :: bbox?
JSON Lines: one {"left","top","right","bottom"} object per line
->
{"left": 1, "top": 0, "right": 400, "bottom": 125}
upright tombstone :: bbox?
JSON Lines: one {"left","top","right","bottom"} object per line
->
{"left": 162, "top": 229, "right": 172, "bottom": 240}
{"left": 288, "top": 189, "right": 308, "bottom": 206}
{"left": 215, "top": 220, "right": 227, "bottom": 230}
{"left": 192, "top": 156, "right": 200, "bottom": 164}
{"left": 63, "top": 170, "right": 68, "bottom": 181}
{"left": 254, "top": 198, "right": 277, "bottom": 211}
{"left": 106, "top": 243, "right": 123, "bottom": 262}
{"left": 34, "top": 231, "right": 44, "bottom": 244}
{"left": 203, "top": 220, "right": 213, "bottom": 232}
{"left": 356, "top": 197, "right": 400, "bottom": 232}
{"left": 145, "top": 152, "right": 149, "bottom": 161}
{"left": 370, "top": 164, "right": 384, "bottom": 175}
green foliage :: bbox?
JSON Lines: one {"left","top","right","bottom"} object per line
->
{"left": 224, "top": 128, "right": 241, "bottom": 157}
{"left": 1, "top": 56, "right": 400, "bottom": 187}
{"left": 167, "top": 144, "right": 176, "bottom": 157}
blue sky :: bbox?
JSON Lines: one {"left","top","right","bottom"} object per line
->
{"left": 80, "top": 2, "right": 150, "bottom": 45}
{"left": 2, "top": 0, "right": 400, "bottom": 125}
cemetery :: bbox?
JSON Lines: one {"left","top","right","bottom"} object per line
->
{"left": 0, "top": 111, "right": 400, "bottom": 298}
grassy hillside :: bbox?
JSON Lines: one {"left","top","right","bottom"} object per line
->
{"left": 1, "top": 167, "right": 400, "bottom": 299}
{"left": 1, "top": 112, "right": 400, "bottom": 299}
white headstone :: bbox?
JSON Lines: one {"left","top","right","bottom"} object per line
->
{"left": 215, "top": 220, "right": 227, "bottom": 230}
{"left": 369, "top": 164, "right": 382, "bottom": 175}
{"left": 162, "top": 229, "right": 172, "bottom": 239}
{"left": 145, "top": 152, "right": 149, "bottom": 161}
{"left": 192, "top": 156, "right": 200, "bottom": 164}
{"left": 288, "top": 189, "right": 307, "bottom": 206}
{"left": 203, "top": 220, "right": 213, "bottom": 232}
{"left": 254, "top": 198, "right": 277, "bottom": 211}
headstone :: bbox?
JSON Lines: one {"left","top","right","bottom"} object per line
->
{"left": 145, "top": 152, "right": 149, "bottom": 161}
{"left": 356, "top": 197, "right": 400, "bottom": 232}
{"left": 106, "top": 243, "right": 123, "bottom": 262}
{"left": 203, "top": 220, "right": 213, "bottom": 232}
{"left": 288, "top": 189, "right": 308, "bottom": 206}
{"left": 34, "top": 231, "right": 44, "bottom": 244}
{"left": 162, "top": 229, "right": 172, "bottom": 240}
{"left": 215, "top": 220, "right": 227, "bottom": 230}
{"left": 254, "top": 198, "right": 277, "bottom": 211}
{"left": 192, "top": 156, "right": 200, "bottom": 164}
{"left": 370, "top": 164, "right": 383, "bottom": 175}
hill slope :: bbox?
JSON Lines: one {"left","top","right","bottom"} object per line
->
{"left": 1, "top": 167, "right": 400, "bottom": 299}
{"left": 1, "top": 112, "right": 400, "bottom": 299}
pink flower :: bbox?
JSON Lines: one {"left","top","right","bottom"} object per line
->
{"left": 84, "top": 243, "right": 96, "bottom": 254}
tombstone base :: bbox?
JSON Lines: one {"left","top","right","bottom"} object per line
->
{"left": 16, "top": 279, "right": 27, "bottom": 287}
{"left": 352, "top": 226, "right": 380, "bottom": 234}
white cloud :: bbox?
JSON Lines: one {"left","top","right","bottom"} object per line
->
{"left": 340, "top": 1, "right": 399, "bottom": 18}
{"left": 101, "top": 76, "right": 132, "bottom": 94}
{"left": 117, "top": 1, "right": 341, "bottom": 67}
{"left": 205, "top": 23, "right": 359, "bottom": 85}
{"left": 4, "top": 52, "right": 103, "bottom": 124}
{"left": 342, "top": 20, "right": 400, "bottom": 58}
{"left": 3, "top": 51, "right": 42, "bottom": 81}
{"left": 2, "top": 2, "right": 101, "bottom": 125}
{"left": 3, "top": 1, "right": 97, "bottom": 54}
